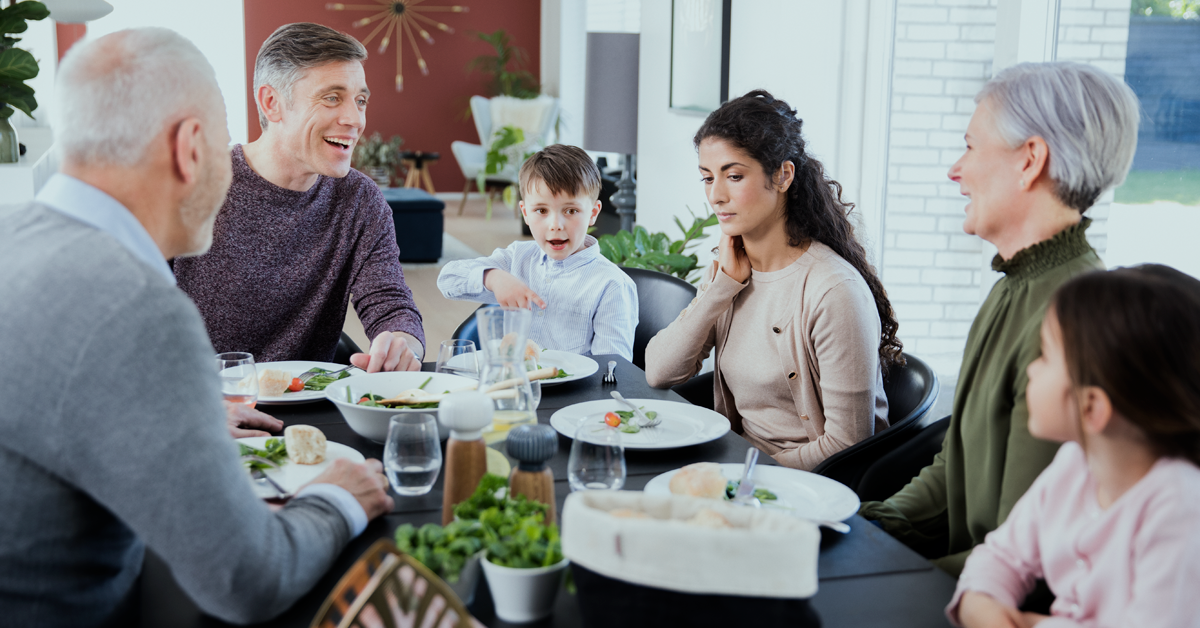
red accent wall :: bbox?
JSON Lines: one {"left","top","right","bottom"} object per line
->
{"left": 242, "top": 0, "right": 541, "bottom": 193}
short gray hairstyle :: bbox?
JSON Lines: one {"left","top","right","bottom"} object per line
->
{"left": 978, "top": 62, "right": 1140, "bottom": 212}
{"left": 253, "top": 23, "right": 367, "bottom": 130}
{"left": 53, "top": 28, "right": 223, "bottom": 167}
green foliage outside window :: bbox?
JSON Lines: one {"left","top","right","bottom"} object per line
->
{"left": 1131, "top": 0, "right": 1200, "bottom": 19}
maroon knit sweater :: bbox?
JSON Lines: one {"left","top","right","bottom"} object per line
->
{"left": 174, "top": 145, "right": 424, "bottom": 362}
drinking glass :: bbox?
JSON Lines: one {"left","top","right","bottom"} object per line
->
{"left": 384, "top": 414, "right": 443, "bottom": 496}
{"left": 216, "top": 352, "right": 258, "bottom": 408}
{"left": 525, "top": 358, "right": 542, "bottom": 411}
{"left": 568, "top": 421, "right": 625, "bottom": 491}
{"left": 436, "top": 339, "right": 478, "bottom": 377}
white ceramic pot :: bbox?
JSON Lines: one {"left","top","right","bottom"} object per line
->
{"left": 446, "top": 551, "right": 484, "bottom": 606}
{"left": 481, "top": 556, "right": 568, "bottom": 623}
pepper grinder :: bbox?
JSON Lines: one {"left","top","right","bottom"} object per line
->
{"left": 438, "top": 391, "right": 495, "bottom": 524}
{"left": 506, "top": 424, "right": 559, "bottom": 524}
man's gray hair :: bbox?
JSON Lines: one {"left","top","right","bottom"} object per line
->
{"left": 253, "top": 23, "right": 367, "bottom": 130}
{"left": 978, "top": 62, "right": 1140, "bottom": 212}
{"left": 53, "top": 28, "right": 222, "bottom": 167}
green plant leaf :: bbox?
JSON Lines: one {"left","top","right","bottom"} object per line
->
{"left": 597, "top": 236, "right": 622, "bottom": 263}
{"left": 650, "top": 232, "right": 670, "bottom": 253}
{"left": 0, "top": 82, "right": 35, "bottom": 118}
{"left": 0, "top": 1, "right": 50, "bottom": 25}
{"left": 668, "top": 240, "right": 685, "bottom": 255}
{"left": 0, "top": 47, "right": 38, "bottom": 82}
{"left": 621, "top": 258, "right": 652, "bottom": 270}
{"left": 633, "top": 226, "right": 651, "bottom": 254}
{"left": 614, "top": 231, "right": 635, "bottom": 258}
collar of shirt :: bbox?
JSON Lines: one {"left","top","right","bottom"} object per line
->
{"left": 539, "top": 235, "right": 601, "bottom": 270}
{"left": 36, "top": 173, "right": 176, "bottom": 285}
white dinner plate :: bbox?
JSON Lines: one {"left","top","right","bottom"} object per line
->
{"left": 237, "top": 436, "right": 366, "bottom": 499}
{"left": 548, "top": 399, "right": 730, "bottom": 450}
{"left": 254, "top": 361, "right": 355, "bottom": 405}
{"left": 643, "top": 463, "right": 861, "bottom": 522}
{"left": 534, "top": 351, "right": 600, "bottom": 386}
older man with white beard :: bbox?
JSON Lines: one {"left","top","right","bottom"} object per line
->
{"left": 0, "top": 28, "right": 392, "bottom": 627}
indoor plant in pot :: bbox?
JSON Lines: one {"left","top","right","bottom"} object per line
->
{"left": 352, "top": 131, "right": 403, "bottom": 188}
{"left": 0, "top": 0, "right": 49, "bottom": 163}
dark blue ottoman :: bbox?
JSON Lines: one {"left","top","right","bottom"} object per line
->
{"left": 381, "top": 187, "right": 445, "bottom": 263}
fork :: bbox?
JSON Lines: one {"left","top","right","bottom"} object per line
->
{"left": 602, "top": 360, "right": 617, "bottom": 385}
{"left": 610, "top": 390, "right": 661, "bottom": 428}
{"left": 242, "top": 456, "right": 291, "bottom": 499}
{"left": 297, "top": 364, "right": 358, "bottom": 385}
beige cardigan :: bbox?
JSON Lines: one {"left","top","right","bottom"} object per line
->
{"left": 645, "top": 242, "right": 888, "bottom": 470}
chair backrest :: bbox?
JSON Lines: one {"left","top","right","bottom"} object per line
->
{"left": 333, "top": 332, "right": 363, "bottom": 366}
{"left": 470, "top": 95, "right": 559, "bottom": 149}
{"left": 619, "top": 267, "right": 698, "bottom": 370}
{"left": 856, "top": 415, "right": 950, "bottom": 503}
{"left": 311, "top": 539, "right": 474, "bottom": 628}
{"left": 450, "top": 303, "right": 499, "bottom": 347}
{"left": 811, "top": 353, "right": 940, "bottom": 496}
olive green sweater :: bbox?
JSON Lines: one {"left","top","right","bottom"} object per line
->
{"left": 860, "top": 219, "right": 1102, "bottom": 576}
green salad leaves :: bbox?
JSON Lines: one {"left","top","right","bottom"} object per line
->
{"left": 724, "top": 480, "right": 778, "bottom": 502}
{"left": 238, "top": 438, "right": 288, "bottom": 471}
{"left": 296, "top": 369, "right": 351, "bottom": 392}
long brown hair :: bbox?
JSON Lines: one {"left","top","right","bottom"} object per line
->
{"left": 1052, "top": 265, "right": 1200, "bottom": 465}
{"left": 694, "top": 89, "right": 904, "bottom": 372}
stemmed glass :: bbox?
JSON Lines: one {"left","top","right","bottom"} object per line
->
{"left": 568, "top": 421, "right": 625, "bottom": 491}
{"left": 384, "top": 414, "right": 443, "bottom": 496}
{"left": 436, "top": 339, "right": 478, "bottom": 377}
{"left": 216, "top": 352, "right": 258, "bottom": 408}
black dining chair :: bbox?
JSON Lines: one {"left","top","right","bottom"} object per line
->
{"left": 332, "top": 331, "right": 364, "bottom": 365}
{"left": 449, "top": 303, "right": 499, "bottom": 346}
{"left": 812, "top": 352, "right": 941, "bottom": 499}
{"left": 619, "top": 267, "right": 698, "bottom": 370}
{"left": 854, "top": 414, "right": 950, "bottom": 503}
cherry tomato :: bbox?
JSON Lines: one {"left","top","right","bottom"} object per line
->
{"left": 288, "top": 377, "right": 304, "bottom": 392}
{"left": 604, "top": 412, "right": 622, "bottom": 427}
{"left": 359, "top": 396, "right": 372, "bottom": 404}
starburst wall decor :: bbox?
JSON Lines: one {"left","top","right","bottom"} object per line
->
{"left": 326, "top": 0, "right": 469, "bottom": 91}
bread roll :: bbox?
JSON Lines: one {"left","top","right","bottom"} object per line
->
{"left": 258, "top": 369, "right": 291, "bottom": 396}
{"left": 686, "top": 509, "right": 733, "bottom": 529}
{"left": 668, "top": 462, "right": 728, "bottom": 499}
{"left": 285, "top": 425, "right": 327, "bottom": 465}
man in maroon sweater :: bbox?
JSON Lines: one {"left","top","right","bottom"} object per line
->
{"left": 175, "top": 22, "right": 424, "bottom": 372}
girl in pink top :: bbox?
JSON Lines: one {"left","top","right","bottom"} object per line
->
{"left": 948, "top": 264, "right": 1200, "bottom": 628}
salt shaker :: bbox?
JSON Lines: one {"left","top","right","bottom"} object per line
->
{"left": 438, "top": 391, "right": 495, "bottom": 524}
{"left": 506, "top": 424, "right": 559, "bottom": 524}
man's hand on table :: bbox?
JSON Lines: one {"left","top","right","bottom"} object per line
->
{"left": 311, "top": 458, "right": 394, "bottom": 519}
{"left": 224, "top": 401, "right": 284, "bottom": 438}
{"left": 351, "top": 331, "right": 423, "bottom": 372}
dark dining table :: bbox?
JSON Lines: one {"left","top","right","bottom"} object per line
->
{"left": 139, "top": 356, "right": 956, "bottom": 627}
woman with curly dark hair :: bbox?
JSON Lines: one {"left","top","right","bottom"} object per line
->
{"left": 646, "top": 89, "right": 903, "bottom": 470}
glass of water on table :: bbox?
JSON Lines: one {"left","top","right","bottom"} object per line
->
{"left": 216, "top": 352, "right": 258, "bottom": 408}
{"left": 568, "top": 421, "right": 625, "bottom": 491}
{"left": 384, "top": 414, "right": 442, "bottom": 496}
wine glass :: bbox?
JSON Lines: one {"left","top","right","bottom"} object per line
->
{"left": 384, "top": 414, "right": 443, "bottom": 496}
{"left": 568, "top": 420, "right": 625, "bottom": 491}
{"left": 216, "top": 352, "right": 258, "bottom": 408}
{"left": 436, "top": 339, "right": 478, "bottom": 377}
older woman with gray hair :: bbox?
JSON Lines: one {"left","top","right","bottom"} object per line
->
{"left": 860, "top": 61, "right": 1139, "bottom": 577}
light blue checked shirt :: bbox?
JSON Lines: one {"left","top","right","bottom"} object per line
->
{"left": 438, "top": 237, "right": 638, "bottom": 361}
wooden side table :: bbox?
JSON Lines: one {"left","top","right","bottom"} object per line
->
{"left": 400, "top": 150, "right": 439, "bottom": 194}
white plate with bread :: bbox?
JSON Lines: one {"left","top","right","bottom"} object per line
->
{"left": 548, "top": 399, "right": 729, "bottom": 450}
{"left": 238, "top": 430, "right": 365, "bottom": 500}
{"left": 256, "top": 361, "right": 350, "bottom": 405}
{"left": 643, "top": 462, "right": 860, "bottom": 522}
{"left": 533, "top": 350, "right": 600, "bottom": 386}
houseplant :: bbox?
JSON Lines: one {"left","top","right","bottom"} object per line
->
{"left": 0, "top": 0, "right": 49, "bottom": 164}
{"left": 465, "top": 29, "right": 539, "bottom": 99}
{"left": 478, "top": 124, "right": 536, "bottom": 219}
{"left": 598, "top": 207, "right": 719, "bottom": 283}
{"left": 351, "top": 132, "right": 403, "bottom": 188}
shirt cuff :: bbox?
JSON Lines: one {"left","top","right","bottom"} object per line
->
{"left": 296, "top": 483, "right": 368, "bottom": 537}
{"left": 469, "top": 266, "right": 492, "bottom": 294}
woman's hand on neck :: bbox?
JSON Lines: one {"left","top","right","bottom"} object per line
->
{"left": 738, "top": 205, "right": 809, "bottom": 273}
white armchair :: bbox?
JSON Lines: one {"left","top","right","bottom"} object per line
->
{"left": 450, "top": 94, "right": 559, "bottom": 214}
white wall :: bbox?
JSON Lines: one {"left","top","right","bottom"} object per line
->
{"left": 637, "top": 0, "right": 894, "bottom": 264}
{"left": 541, "top": 0, "right": 587, "bottom": 147}
{"left": 85, "top": 0, "right": 249, "bottom": 144}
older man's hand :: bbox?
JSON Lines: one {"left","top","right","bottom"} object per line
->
{"left": 351, "top": 331, "right": 423, "bottom": 373}
{"left": 311, "top": 458, "right": 394, "bottom": 519}
{"left": 225, "top": 401, "right": 284, "bottom": 438}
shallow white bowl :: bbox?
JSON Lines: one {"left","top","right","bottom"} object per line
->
{"left": 325, "top": 371, "right": 478, "bottom": 443}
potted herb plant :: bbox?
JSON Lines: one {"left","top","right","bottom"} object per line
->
{"left": 597, "top": 207, "right": 719, "bottom": 283}
{"left": 352, "top": 132, "right": 403, "bottom": 188}
{"left": 0, "top": 0, "right": 49, "bottom": 164}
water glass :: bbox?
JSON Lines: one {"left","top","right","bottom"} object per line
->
{"left": 216, "top": 352, "right": 258, "bottom": 408}
{"left": 525, "top": 358, "right": 542, "bottom": 411}
{"left": 384, "top": 414, "right": 443, "bottom": 496}
{"left": 436, "top": 339, "right": 478, "bottom": 377}
{"left": 568, "top": 421, "right": 625, "bottom": 492}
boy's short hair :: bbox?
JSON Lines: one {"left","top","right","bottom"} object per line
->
{"left": 519, "top": 144, "right": 602, "bottom": 201}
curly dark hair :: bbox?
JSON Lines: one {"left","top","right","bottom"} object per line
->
{"left": 694, "top": 89, "right": 904, "bottom": 372}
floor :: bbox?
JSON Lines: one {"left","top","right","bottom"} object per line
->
{"left": 342, "top": 195, "right": 533, "bottom": 356}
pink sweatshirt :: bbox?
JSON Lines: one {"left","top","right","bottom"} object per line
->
{"left": 947, "top": 442, "right": 1200, "bottom": 627}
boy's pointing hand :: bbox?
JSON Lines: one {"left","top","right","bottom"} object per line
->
{"left": 484, "top": 269, "right": 548, "bottom": 310}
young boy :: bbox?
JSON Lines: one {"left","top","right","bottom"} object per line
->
{"left": 438, "top": 144, "right": 638, "bottom": 361}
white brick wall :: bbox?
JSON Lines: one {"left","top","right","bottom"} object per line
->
{"left": 881, "top": 0, "right": 1130, "bottom": 383}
